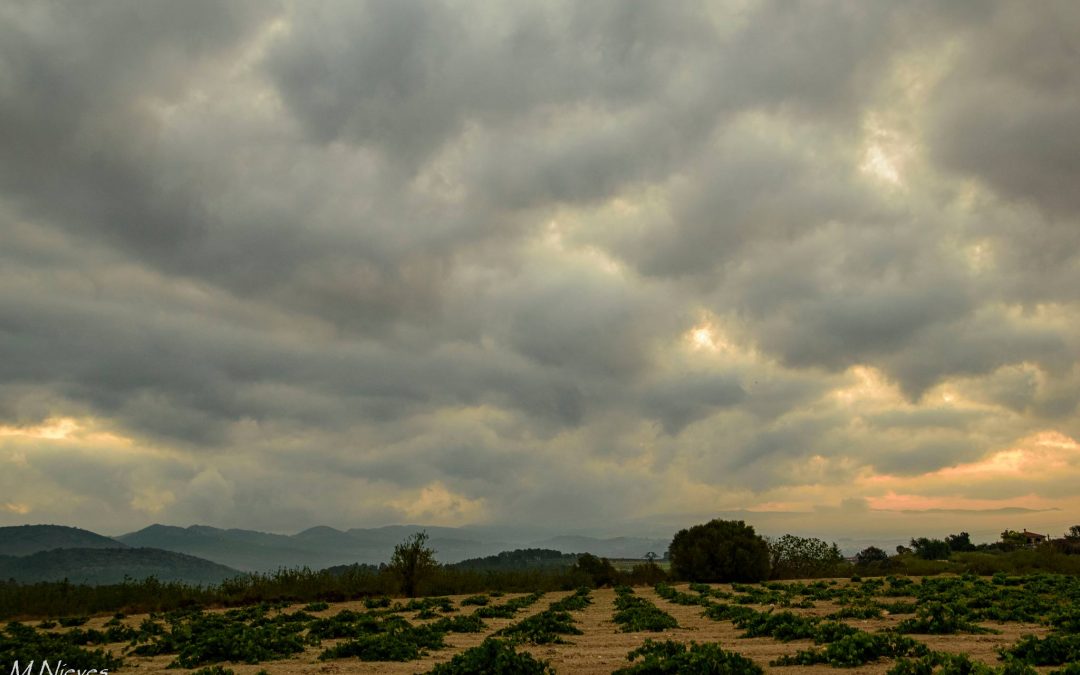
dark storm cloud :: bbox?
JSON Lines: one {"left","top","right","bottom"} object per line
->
{"left": 3, "top": 0, "right": 1080, "bottom": 533}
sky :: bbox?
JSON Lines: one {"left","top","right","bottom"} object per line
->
{"left": 1, "top": 1, "right": 1079, "bottom": 544}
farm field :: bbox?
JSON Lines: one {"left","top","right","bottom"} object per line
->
{"left": 4, "top": 575, "right": 1078, "bottom": 674}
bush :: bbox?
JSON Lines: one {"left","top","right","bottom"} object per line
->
{"left": 896, "top": 601, "right": 994, "bottom": 635}
{"left": 613, "top": 588, "right": 679, "bottom": 632}
{"left": 613, "top": 639, "right": 764, "bottom": 674}
{"left": 888, "top": 652, "right": 1036, "bottom": 675}
{"left": 319, "top": 626, "right": 445, "bottom": 662}
{"left": 426, "top": 638, "right": 554, "bottom": 674}
{"left": 496, "top": 610, "right": 582, "bottom": 644}
{"left": 669, "top": 520, "right": 770, "bottom": 582}
{"left": 773, "top": 631, "right": 930, "bottom": 667}
{"left": 0, "top": 622, "right": 124, "bottom": 672}
{"left": 1002, "top": 634, "right": 1080, "bottom": 666}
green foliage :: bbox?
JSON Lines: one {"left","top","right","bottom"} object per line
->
{"left": 911, "top": 538, "right": 953, "bottom": 560}
{"left": 613, "top": 587, "right": 679, "bottom": 632}
{"left": 654, "top": 582, "right": 710, "bottom": 606}
{"left": 1001, "top": 634, "right": 1080, "bottom": 666}
{"left": 389, "top": 531, "right": 438, "bottom": 598}
{"left": 613, "top": 639, "right": 764, "bottom": 674}
{"left": 496, "top": 609, "right": 582, "bottom": 644}
{"left": 0, "top": 621, "right": 124, "bottom": 672}
{"left": 856, "top": 546, "right": 890, "bottom": 566}
{"left": 426, "top": 638, "right": 554, "bottom": 674}
{"left": 303, "top": 601, "right": 329, "bottom": 611}
{"left": 773, "top": 630, "right": 930, "bottom": 667}
{"left": 319, "top": 624, "right": 445, "bottom": 661}
{"left": 896, "top": 601, "right": 994, "bottom": 635}
{"left": 768, "top": 534, "right": 847, "bottom": 579}
{"left": 130, "top": 605, "right": 309, "bottom": 668}
{"left": 57, "top": 616, "right": 89, "bottom": 627}
{"left": 474, "top": 591, "right": 545, "bottom": 618}
{"left": 364, "top": 596, "right": 391, "bottom": 609}
{"left": 428, "top": 614, "right": 486, "bottom": 633}
{"left": 575, "top": 553, "right": 619, "bottom": 587}
{"left": 669, "top": 520, "right": 770, "bottom": 583}
{"left": 450, "top": 549, "right": 578, "bottom": 571}
{"left": 460, "top": 594, "right": 489, "bottom": 606}
{"left": 888, "top": 652, "right": 1036, "bottom": 675}
{"left": 827, "top": 604, "right": 884, "bottom": 619}
{"left": 548, "top": 587, "right": 593, "bottom": 612}
{"left": 946, "top": 532, "right": 977, "bottom": 552}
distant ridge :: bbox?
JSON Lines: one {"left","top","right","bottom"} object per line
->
{"left": 0, "top": 524, "right": 126, "bottom": 556}
{"left": 0, "top": 547, "right": 239, "bottom": 585}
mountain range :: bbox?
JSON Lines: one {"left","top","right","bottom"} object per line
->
{"left": 0, "top": 523, "right": 671, "bottom": 579}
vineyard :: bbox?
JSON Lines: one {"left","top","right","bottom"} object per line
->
{"left": 2, "top": 574, "right": 1079, "bottom": 673}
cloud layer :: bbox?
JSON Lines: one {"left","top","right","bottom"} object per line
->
{"left": 2, "top": 0, "right": 1079, "bottom": 541}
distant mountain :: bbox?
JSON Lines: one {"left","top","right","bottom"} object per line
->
{"left": 116, "top": 524, "right": 508, "bottom": 572}
{"left": 0, "top": 547, "right": 239, "bottom": 585}
{"left": 0, "top": 524, "right": 126, "bottom": 556}
{"left": 528, "top": 535, "right": 669, "bottom": 559}
{"left": 117, "top": 524, "right": 335, "bottom": 572}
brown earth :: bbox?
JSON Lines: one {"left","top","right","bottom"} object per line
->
{"left": 63, "top": 583, "right": 1052, "bottom": 674}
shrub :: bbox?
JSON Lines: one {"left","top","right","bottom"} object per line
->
{"left": 613, "top": 639, "right": 764, "bottom": 674}
{"left": 426, "top": 638, "right": 554, "bottom": 674}
{"left": 613, "top": 588, "right": 678, "bottom": 632}
{"left": 896, "top": 602, "right": 994, "bottom": 635}
{"left": 888, "top": 652, "right": 1036, "bottom": 675}
{"left": 773, "top": 631, "right": 930, "bottom": 667}
{"left": 461, "top": 595, "right": 489, "bottom": 606}
{"left": 496, "top": 610, "right": 582, "bottom": 644}
{"left": 303, "top": 601, "right": 329, "bottom": 612}
{"left": 1002, "top": 634, "right": 1080, "bottom": 666}
{"left": 428, "top": 614, "right": 486, "bottom": 633}
{"left": 319, "top": 627, "right": 445, "bottom": 662}
{"left": 669, "top": 520, "right": 770, "bottom": 582}
{"left": 0, "top": 621, "right": 124, "bottom": 672}
{"left": 548, "top": 588, "right": 592, "bottom": 612}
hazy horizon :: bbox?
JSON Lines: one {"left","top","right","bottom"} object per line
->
{"left": 2, "top": 2, "right": 1079, "bottom": 541}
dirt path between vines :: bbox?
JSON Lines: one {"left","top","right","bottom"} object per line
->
{"left": 79, "top": 583, "right": 1050, "bottom": 674}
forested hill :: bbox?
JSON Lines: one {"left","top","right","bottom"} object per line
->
{"left": 0, "top": 547, "right": 240, "bottom": 585}
{"left": 450, "top": 548, "right": 579, "bottom": 570}
{"left": 0, "top": 524, "right": 126, "bottom": 556}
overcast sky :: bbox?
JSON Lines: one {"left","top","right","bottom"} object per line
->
{"left": 2, "top": 1, "right": 1079, "bottom": 542}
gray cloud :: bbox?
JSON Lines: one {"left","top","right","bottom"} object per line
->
{"left": 2, "top": 0, "right": 1079, "bottom": 536}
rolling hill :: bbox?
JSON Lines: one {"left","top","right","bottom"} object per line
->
{"left": 0, "top": 524, "right": 126, "bottom": 556}
{"left": 0, "top": 547, "right": 239, "bottom": 585}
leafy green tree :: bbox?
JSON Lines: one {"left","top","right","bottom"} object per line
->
{"left": 668, "top": 519, "right": 769, "bottom": 582}
{"left": 767, "top": 534, "right": 845, "bottom": 579}
{"left": 1066, "top": 525, "right": 1080, "bottom": 541}
{"left": 855, "top": 546, "right": 889, "bottom": 566}
{"left": 910, "top": 537, "right": 951, "bottom": 560}
{"left": 389, "top": 531, "right": 437, "bottom": 597}
{"left": 574, "top": 553, "right": 618, "bottom": 587}
{"left": 1000, "top": 530, "right": 1027, "bottom": 550}
{"left": 945, "top": 532, "right": 975, "bottom": 552}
